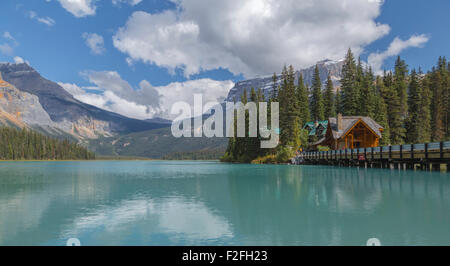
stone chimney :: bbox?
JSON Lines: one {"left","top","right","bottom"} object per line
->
{"left": 337, "top": 113, "right": 343, "bottom": 131}
{"left": 0, "top": 72, "right": 3, "bottom": 81}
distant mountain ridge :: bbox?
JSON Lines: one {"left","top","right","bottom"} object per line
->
{"left": 225, "top": 59, "right": 344, "bottom": 102}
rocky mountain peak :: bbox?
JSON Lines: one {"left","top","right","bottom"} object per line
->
{"left": 0, "top": 62, "right": 36, "bottom": 76}
{"left": 225, "top": 59, "right": 345, "bottom": 102}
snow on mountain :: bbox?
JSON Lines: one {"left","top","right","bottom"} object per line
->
{"left": 225, "top": 59, "right": 345, "bottom": 102}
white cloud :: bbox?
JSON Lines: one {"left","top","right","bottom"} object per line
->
{"left": 0, "top": 43, "right": 14, "bottom": 56}
{"left": 368, "top": 34, "right": 430, "bottom": 74}
{"left": 113, "top": 0, "right": 390, "bottom": 77}
{"left": 37, "top": 17, "right": 56, "bottom": 26}
{"left": 59, "top": 71, "right": 234, "bottom": 120}
{"left": 3, "top": 32, "right": 15, "bottom": 42}
{"left": 112, "top": 0, "right": 142, "bottom": 6}
{"left": 82, "top": 33, "right": 106, "bottom": 55}
{"left": 0, "top": 32, "right": 18, "bottom": 56}
{"left": 56, "top": 0, "right": 96, "bottom": 17}
{"left": 58, "top": 82, "right": 86, "bottom": 95}
{"left": 13, "top": 56, "right": 30, "bottom": 64}
{"left": 28, "top": 10, "right": 56, "bottom": 26}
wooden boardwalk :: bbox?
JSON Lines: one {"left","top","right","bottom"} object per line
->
{"left": 301, "top": 141, "right": 450, "bottom": 171}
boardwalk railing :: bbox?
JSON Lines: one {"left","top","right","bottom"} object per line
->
{"left": 301, "top": 141, "right": 450, "bottom": 170}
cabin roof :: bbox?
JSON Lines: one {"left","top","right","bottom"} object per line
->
{"left": 328, "top": 116, "right": 383, "bottom": 139}
{"left": 303, "top": 120, "right": 329, "bottom": 136}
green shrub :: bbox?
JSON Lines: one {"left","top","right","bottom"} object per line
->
{"left": 251, "top": 154, "right": 277, "bottom": 164}
{"left": 317, "top": 145, "right": 331, "bottom": 151}
{"left": 275, "top": 146, "right": 294, "bottom": 163}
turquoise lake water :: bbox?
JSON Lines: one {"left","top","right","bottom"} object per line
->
{"left": 0, "top": 161, "right": 449, "bottom": 246}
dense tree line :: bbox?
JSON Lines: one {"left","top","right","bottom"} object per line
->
{"left": 162, "top": 148, "right": 226, "bottom": 160}
{"left": 0, "top": 127, "right": 95, "bottom": 160}
{"left": 338, "top": 50, "right": 449, "bottom": 145}
{"left": 222, "top": 49, "right": 449, "bottom": 163}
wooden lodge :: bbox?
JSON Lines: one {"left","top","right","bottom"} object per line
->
{"left": 299, "top": 114, "right": 450, "bottom": 171}
{"left": 305, "top": 114, "right": 383, "bottom": 150}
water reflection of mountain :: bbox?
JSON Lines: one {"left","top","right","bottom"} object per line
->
{"left": 0, "top": 162, "right": 449, "bottom": 245}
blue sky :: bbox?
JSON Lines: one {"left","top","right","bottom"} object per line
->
{"left": 0, "top": 0, "right": 448, "bottom": 119}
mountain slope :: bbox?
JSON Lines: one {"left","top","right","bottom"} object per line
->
{"left": 88, "top": 127, "right": 228, "bottom": 159}
{"left": 0, "top": 73, "right": 54, "bottom": 129}
{"left": 0, "top": 63, "right": 169, "bottom": 139}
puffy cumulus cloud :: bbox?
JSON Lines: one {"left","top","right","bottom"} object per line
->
{"left": 368, "top": 34, "right": 430, "bottom": 75}
{"left": 80, "top": 70, "right": 161, "bottom": 108}
{"left": 154, "top": 78, "right": 234, "bottom": 115}
{"left": 82, "top": 33, "right": 106, "bottom": 55}
{"left": 59, "top": 71, "right": 234, "bottom": 120}
{"left": 112, "top": 0, "right": 142, "bottom": 6}
{"left": 113, "top": 0, "right": 390, "bottom": 77}
{"left": 58, "top": 81, "right": 152, "bottom": 119}
{"left": 56, "top": 0, "right": 96, "bottom": 18}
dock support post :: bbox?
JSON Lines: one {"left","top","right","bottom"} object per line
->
{"left": 432, "top": 164, "right": 441, "bottom": 171}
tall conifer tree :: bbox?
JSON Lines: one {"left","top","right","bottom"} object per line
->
{"left": 296, "top": 73, "right": 310, "bottom": 126}
{"left": 340, "top": 48, "right": 358, "bottom": 115}
{"left": 310, "top": 65, "right": 324, "bottom": 121}
{"left": 323, "top": 74, "right": 336, "bottom": 119}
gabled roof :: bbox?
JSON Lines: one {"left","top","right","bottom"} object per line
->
{"left": 318, "top": 120, "right": 328, "bottom": 127}
{"left": 328, "top": 116, "right": 383, "bottom": 139}
{"left": 303, "top": 120, "right": 329, "bottom": 136}
{"left": 303, "top": 122, "right": 315, "bottom": 129}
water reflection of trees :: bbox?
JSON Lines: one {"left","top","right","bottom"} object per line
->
{"left": 225, "top": 166, "right": 450, "bottom": 245}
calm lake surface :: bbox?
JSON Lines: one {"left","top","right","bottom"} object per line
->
{"left": 0, "top": 161, "right": 449, "bottom": 246}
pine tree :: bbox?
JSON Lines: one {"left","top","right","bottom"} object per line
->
{"left": 280, "top": 65, "right": 301, "bottom": 149}
{"left": 375, "top": 76, "right": 390, "bottom": 145}
{"left": 405, "top": 70, "right": 422, "bottom": 143}
{"left": 296, "top": 73, "right": 310, "bottom": 126}
{"left": 360, "top": 67, "right": 376, "bottom": 117}
{"left": 335, "top": 88, "right": 342, "bottom": 114}
{"left": 382, "top": 71, "right": 405, "bottom": 145}
{"left": 431, "top": 64, "right": 445, "bottom": 141}
{"left": 394, "top": 56, "right": 409, "bottom": 121}
{"left": 279, "top": 66, "right": 289, "bottom": 146}
{"left": 438, "top": 57, "right": 449, "bottom": 140}
{"left": 323, "top": 74, "right": 336, "bottom": 119}
{"left": 447, "top": 60, "right": 450, "bottom": 139}
{"left": 340, "top": 48, "right": 359, "bottom": 115}
{"left": 310, "top": 65, "right": 324, "bottom": 121}
{"left": 355, "top": 57, "right": 364, "bottom": 112}
{"left": 271, "top": 72, "right": 279, "bottom": 100}
{"left": 419, "top": 71, "right": 432, "bottom": 143}
{"left": 247, "top": 88, "right": 260, "bottom": 159}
